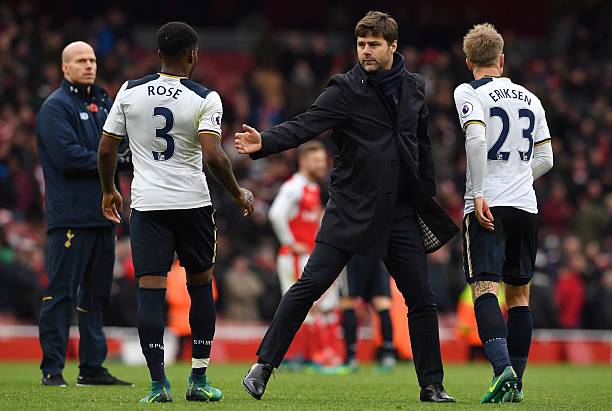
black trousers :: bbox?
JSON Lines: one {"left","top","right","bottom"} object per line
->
{"left": 39, "top": 227, "right": 115, "bottom": 376}
{"left": 257, "top": 206, "right": 444, "bottom": 387}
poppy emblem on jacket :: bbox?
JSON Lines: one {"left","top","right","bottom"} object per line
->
{"left": 460, "top": 102, "right": 473, "bottom": 118}
{"left": 88, "top": 103, "right": 99, "bottom": 113}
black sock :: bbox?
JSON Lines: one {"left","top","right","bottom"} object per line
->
{"left": 474, "top": 293, "right": 511, "bottom": 376}
{"left": 507, "top": 306, "right": 532, "bottom": 391}
{"left": 188, "top": 282, "right": 216, "bottom": 379}
{"left": 377, "top": 309, "right": 394, "bottom": 355}
{"left": 138, "top": 287, "right": 167, "bottom": 382}
{"left": 342, "top": 308, "right": 357, "bottom": 363}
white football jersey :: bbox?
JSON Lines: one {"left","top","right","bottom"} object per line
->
{"left": 454, "top": 77, "right": 551, "bottom": 215}
{"left": 103, "top": 73, "right": 223, "bottom": 211}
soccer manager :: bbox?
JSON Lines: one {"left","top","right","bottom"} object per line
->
{"left": 236, "top": 11, "right": 458, "bottom": 402}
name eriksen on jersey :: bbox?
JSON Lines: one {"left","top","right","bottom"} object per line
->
{"left": 488, "top": 88, "right": 531, "bottom": 105}
{"left": 147, "top": 85, "right": 183, "bottom": 100}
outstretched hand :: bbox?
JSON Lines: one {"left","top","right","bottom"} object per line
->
{"left": 234, "top": 124, "right": 262, "bottom": 154}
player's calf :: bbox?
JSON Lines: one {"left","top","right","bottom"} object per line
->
{"left": 505, "top": 283, "right": 532, "bottom": 393}
{"left": 137, "top": 283, "right": 167, "bottom": 385}
{"left": 471, "top": 282, "right": 511, "bottom": 374}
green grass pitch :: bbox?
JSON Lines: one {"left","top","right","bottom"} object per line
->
{"left": 0, "top": 362, "right": 610, "bottom": 410}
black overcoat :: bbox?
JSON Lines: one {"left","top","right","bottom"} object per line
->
{"left": 251, "top": 64, "right": 458, "bottom": 258}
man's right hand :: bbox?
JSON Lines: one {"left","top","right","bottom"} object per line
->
{"left": 102, "top": 189, "right": 122, "bottom": 224}
{"left": 234, "top": 187, "right": 255, "bottom": 217}
{"left": 234, "top": 124, "right": 262, "bottom": 154}
{"left": 474, "top": 196, "right": 494, "bottom": 231}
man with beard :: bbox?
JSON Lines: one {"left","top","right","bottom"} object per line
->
{"left": 236, "top": 11, "right": 457, "bottom": 403}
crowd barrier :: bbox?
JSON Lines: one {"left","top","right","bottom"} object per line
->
{"left": 1, "top": 325, "right": 610, "bottom": 365}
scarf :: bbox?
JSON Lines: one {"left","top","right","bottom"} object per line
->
{"left": 367, "top": 52, "right": 406, "bottom": 110}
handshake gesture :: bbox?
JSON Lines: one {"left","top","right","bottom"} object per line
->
{"left": 234, "top": 124, "right": 262, "bottom": 154}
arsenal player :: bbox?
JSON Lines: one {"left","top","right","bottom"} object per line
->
{"left": 268, "top": 141, "right": 339, "bottom": 369}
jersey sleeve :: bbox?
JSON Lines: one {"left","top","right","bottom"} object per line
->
{"left": 102, "top": 81, "right": 128, "bottom": 140}
{"left": 268, "top": 181, "right": 301, "bottom": 245}
{"left": 534, "top": 102, "right": 552, "bottom": 147}
{"left": 454, "top": 84, "right": 486, "bottom": 130}
{"left": 198, "top": 91, "right": 223, "bottom": 138}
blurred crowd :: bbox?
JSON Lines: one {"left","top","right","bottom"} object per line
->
{"left": 0, "top": 2, "right": 610, "bottom": 330}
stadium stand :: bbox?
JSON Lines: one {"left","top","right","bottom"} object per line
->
{"left": 0, "top": 1, "right": 610, "bottom": 338}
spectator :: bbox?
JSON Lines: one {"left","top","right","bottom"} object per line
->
{"left": 555, "top": 262, "right": 586, "bottom": 329}
{"left": 540, "top": 180, "right": 574, "bottom": 235}
{"left": 0, "top": 2, "right": 609, "bottom": 331}
{"left": 596, "top": 270, "right": 612, "bottom": 329}
{"left": 224, "top": 256, "right": 265, "bottom": 321}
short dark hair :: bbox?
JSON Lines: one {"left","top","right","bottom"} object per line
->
{"left": 297, "top": 140, "right": 325, "bottom": 159}
{"left": 157, "top": 22, "right": 198, "bottom": 59}
{"left": 355, "top": 11, "right": 398, "bottom": 45}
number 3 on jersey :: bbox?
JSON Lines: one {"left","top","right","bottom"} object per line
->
{"left": 152, "top": 106, "right": 175, "bottom": 161}
{"left": 488, "top": 107, "right": 534, "bottom": 162}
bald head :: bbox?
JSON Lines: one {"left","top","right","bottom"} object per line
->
{"left": 61, "top": 41, "right": 97, "bottom": 86}
{"left": 62, "top": 41, "right": 94, "bottom": 63}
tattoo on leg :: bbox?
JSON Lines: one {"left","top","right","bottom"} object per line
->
{"left": 471, "top": 281, "right": 499, "bottom": 300}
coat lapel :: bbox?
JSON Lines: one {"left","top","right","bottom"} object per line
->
{"left": 394, "top": 75, "right": 420, "bottom": 176}
{"left": 397, "top": 75, "right": 420, "bottom": 129}
{"left": 395, "top": 75, "right": 460, "bottom": 252}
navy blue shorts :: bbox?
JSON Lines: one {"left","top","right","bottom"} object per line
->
{"left": 463, "top": 206, "right": 538, "bottom": 286}
{"left": 340, "top": 254, "right": 391, "bottom": 300}
{"left": 130, "top": 206, "right": 216, "bottom": 277}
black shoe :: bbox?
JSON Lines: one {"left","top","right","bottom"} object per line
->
{"left": 420, "top": 383, "right": 456, "bottom": 402}
{"left": 41, "top": 373, "right": 68, "bottom": 387}
{"left": 242, "top": 363, "right": 274, "bottom": 400}
{"left": 77, "top": 371, "right": 134, "bottom": 387}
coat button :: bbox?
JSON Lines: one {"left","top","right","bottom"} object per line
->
{"left": 391, "top": 159, "right": 398, "bottom": 166}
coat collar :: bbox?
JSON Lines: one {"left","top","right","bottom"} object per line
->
{"left": 61, "top": 78, "right": 108, "bottom": 106}
{"left": 351, "top": 58, "right": 412, "bottom": 93}
{"left": 352, "top": 53, "right": 405, "bottom": 81}
{"left": 61, "top": 78, "right": 107, "bottom": 97}
{"left": 350, "top": 60, "right": 419, "bottom": 123}
{"left": 61, "top": 78, "right": 91, "bottom": 98}
{"left": 352, "top": 62, "right": 369, "bottom": 90}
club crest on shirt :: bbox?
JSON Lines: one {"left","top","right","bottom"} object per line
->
{"left": 460, "top": 102, "right": 473, "bottom": 118}
{"left": 212, "top": 112, "right": 222, "bottom": 127}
